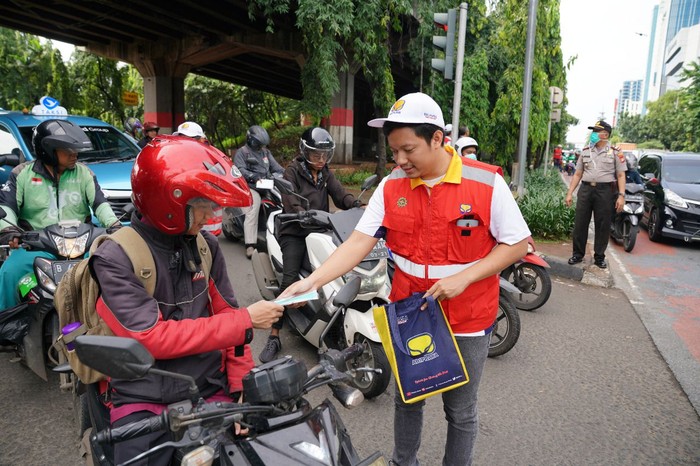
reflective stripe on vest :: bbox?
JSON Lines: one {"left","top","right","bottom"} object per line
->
{"left": 392, "top": 253, "right": 480, "bottom": 279}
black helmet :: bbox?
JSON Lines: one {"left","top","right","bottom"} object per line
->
{"left": 32, "top": 119, "right": 92, "bottom": 166}
{"left": 246, "top": 125, "right": 270, "bottom": 151}
{"left": 299, "top": 127, "right": 335, "bottom": 165}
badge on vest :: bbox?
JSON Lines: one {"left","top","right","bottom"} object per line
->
{"left": 397, "top": 197, "right": 408, "bottom": 207}
{"left": 459, "top": 203, "right": 472, "bottom": 214}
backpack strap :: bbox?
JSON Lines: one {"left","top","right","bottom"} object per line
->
{"left": 91, "top": 227, "right": 157, "bottom": 295}
{"left": 90, "top": 228, "right": 211, "bottom": 294}
{"left": 196, "top": 233, "right": 212, "bottom": 284}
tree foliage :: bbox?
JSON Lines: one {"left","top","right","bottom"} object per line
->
{"left": 617, "top": 62, "right": 700, "bottom": 153}
{"left": 249, "top": 0, "right": 410, "bottom": 119}
{"left": 0, "top": 28, "right": 70, "bottom": 110}
{"left": 183, "top": 75, "right": 297, "bottom": 150}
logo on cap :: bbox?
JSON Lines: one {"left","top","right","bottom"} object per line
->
{"left": 390, "top": 99, "right": 406, "bottom": 114}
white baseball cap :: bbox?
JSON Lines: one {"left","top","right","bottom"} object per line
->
{"left": 175, "top": 121, "right": 205, "bottom": 138}
{"left": 367, "top": 92, "right": 445, "bottom": 129}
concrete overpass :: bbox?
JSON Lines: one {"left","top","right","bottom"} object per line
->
{"left": 0, "top": 0, "right": 418, "bottom": 162}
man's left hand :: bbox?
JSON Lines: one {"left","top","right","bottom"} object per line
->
{"left": 422, "top": 275, "right": 470, "bottom": 307}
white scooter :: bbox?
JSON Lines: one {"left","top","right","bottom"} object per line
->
{"left": 251, "top": 176, "right": 392, "bottom": 399}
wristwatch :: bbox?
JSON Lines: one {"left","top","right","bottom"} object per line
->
{"left": 617, "top": 192, "right": 625, "bottom": 197}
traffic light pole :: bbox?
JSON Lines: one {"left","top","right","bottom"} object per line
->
{"left": 451, "top": 3, "right": 468, "bottom": 142}
{"left": 515, "top": 0, "right": 538, "bottom": 198}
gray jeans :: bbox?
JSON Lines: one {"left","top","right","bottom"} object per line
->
{"left": 243, "top": 189, "right": 262, "bottom": 245}
{"left": 392, "top": 333, "right": 490, "bottom": 466}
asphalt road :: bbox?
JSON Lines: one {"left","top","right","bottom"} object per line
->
{"left": 0, "top": 237, "right": 698, "bottom": 465}
{"left": 607, "top": 226, "right": 700, "bottom": 415}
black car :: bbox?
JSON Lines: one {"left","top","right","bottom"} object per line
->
{"left": 638, "top": 152, "right": 700, "bottom": 242}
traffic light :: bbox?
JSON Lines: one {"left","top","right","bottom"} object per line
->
{"left": 432, "top": 9, "right": 456, "bottom": 80}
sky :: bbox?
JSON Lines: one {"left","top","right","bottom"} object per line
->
{"left": 48, "top": 1, "right": 659, "bottom": 146}
{"left": 560, "top": 0, "right": 658, "bottom": 146}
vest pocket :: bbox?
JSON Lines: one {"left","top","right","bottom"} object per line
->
{"left": 446, "top": 213, "right": 490, "bottom": 263}
{"left": 384, "top": 214, "right": 414, "bottom": 256}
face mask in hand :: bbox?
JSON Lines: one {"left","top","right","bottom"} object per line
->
{"left": 589, "top": 132, "right": 600, "bottom": 144}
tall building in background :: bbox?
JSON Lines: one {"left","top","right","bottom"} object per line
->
{"left": 616, "top": 80, "right": 643, "bottom": 124}
{"left": 645, "top": 0, "right": 700, "bottom": 109}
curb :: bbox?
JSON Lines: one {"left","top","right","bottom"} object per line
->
{"left": 541, "top": 254, "right": 584, "bottom": 281}
{"left": 540, "top": 244, "right": 615, "bottom": 289}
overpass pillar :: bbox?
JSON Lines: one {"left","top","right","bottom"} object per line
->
{"left": 329, "top": 71, "right": 354, "bottom": 164}
{"left": 142, "top": 76, "right": 186, "bottom": 135}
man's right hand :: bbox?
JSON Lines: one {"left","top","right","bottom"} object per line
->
{"left": 278, "top": 278, "right": 316, "bottom": 300}
{"left": 565, "top": 192, "right": 573, "bottom": 207}
{"left": 246, "top": 300, "right": 284, "bottom": 329}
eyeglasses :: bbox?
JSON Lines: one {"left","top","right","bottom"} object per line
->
{"left": 308, "top": 152, "right": 329, "bottom": 162}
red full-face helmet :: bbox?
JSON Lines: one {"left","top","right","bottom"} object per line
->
{"left": 132, "top": 135, "right": 251, "bottom": 234}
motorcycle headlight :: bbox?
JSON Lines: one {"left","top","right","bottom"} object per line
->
{"left": 51, "top": 233, "right": 89, "bottom": 258}
{"left": 665, "top": 189, "right": 688, "bottom": 209}
{"left": 623, "top": 204, "right": 633, "bottom": 214}
{"left": 634, "top": 205, "right": 643, "bottom": 214}
{"left": 344, "top": 261, "right": 387, "bottom": 295}
{"left": 180, "top": 446, "right": 214, "bottom": 466}
{"left": 35, "top": 262, "right": 56, "bottom": 292}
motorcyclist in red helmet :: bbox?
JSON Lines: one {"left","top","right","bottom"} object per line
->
{"left": 138, "top": 121, "right": 160, "bottom": 148}
{"left": 89, "top": 135, "right": 283, "bottom": 465}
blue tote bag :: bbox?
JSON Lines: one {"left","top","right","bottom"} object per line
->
{"left": 373, "top": 293, "right": 469, "bottom": 403}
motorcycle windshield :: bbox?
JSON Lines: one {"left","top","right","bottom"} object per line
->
{"left": 328, "top": 209, "right": 365, "bottom": 242}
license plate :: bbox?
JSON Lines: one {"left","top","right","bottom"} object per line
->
{"left": 51, "top": 260, "right": 81, "bottom": 283}
{"left": 365, "top": 239, "right": 389, "bottom": 260}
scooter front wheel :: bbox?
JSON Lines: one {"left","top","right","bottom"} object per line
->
{"left": 623, "top": 220, "right": 638, "bottom": 252}
{"left": 488, "top": 291, "right": 520, "bottom": 358}
{"left": 348, "top": 335, "right": 391, "bottom": 399}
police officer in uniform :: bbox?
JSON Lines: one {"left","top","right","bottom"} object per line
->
{"left": 565, "top": 120, "right": 625, "bottom": 269}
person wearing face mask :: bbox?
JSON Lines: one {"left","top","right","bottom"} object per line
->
{"left": 565, "top": 120, "right": 626, "bottom": 269}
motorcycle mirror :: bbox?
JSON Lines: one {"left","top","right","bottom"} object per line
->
{"left": 357, "top": 174, "right": 379, "bottom": 202}
{"left": 75, "top": 335, "right": 154, "bottom": 380}
{"left": 0, "top": 154, "right": 20, "bottom": 167}
{"left": 333, "top": 276, "right": 361, "bottom": 308}
{"left": 360, "top": 175, "right": 379, "bottom": 191}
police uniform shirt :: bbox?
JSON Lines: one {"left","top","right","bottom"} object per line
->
{"left": 575, "top": 143, "right": 626, "bottom": 183}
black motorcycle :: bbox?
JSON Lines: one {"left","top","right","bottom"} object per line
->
{"left": 0, "top": 212, "right": 106, "bottom": 386}
{"left": 62, "top": 279, "right": 387, "bottom": 466}
{"left": 610, "top": 182, "right": 644, "bottom": 252}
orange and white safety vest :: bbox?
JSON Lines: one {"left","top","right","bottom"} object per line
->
{"left": 383, "top": 150, "right": 500, "bottom": 334}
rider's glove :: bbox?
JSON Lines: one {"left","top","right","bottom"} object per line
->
{"left": 0, "top": 226, "right": 23, "bottom": 246}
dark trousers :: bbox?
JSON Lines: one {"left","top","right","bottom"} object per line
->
{"left": 572, "top": 183, "right": 614, "bottom": 261}
{"left": 113, "top": 410, "right": 173, "bottom": 466}
{"left": 274, "top": 234, "right": 308, "bottom": 330}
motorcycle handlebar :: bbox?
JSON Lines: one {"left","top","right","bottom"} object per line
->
{"left": 95, "top": 412, "right": 167, "bottom": 444}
